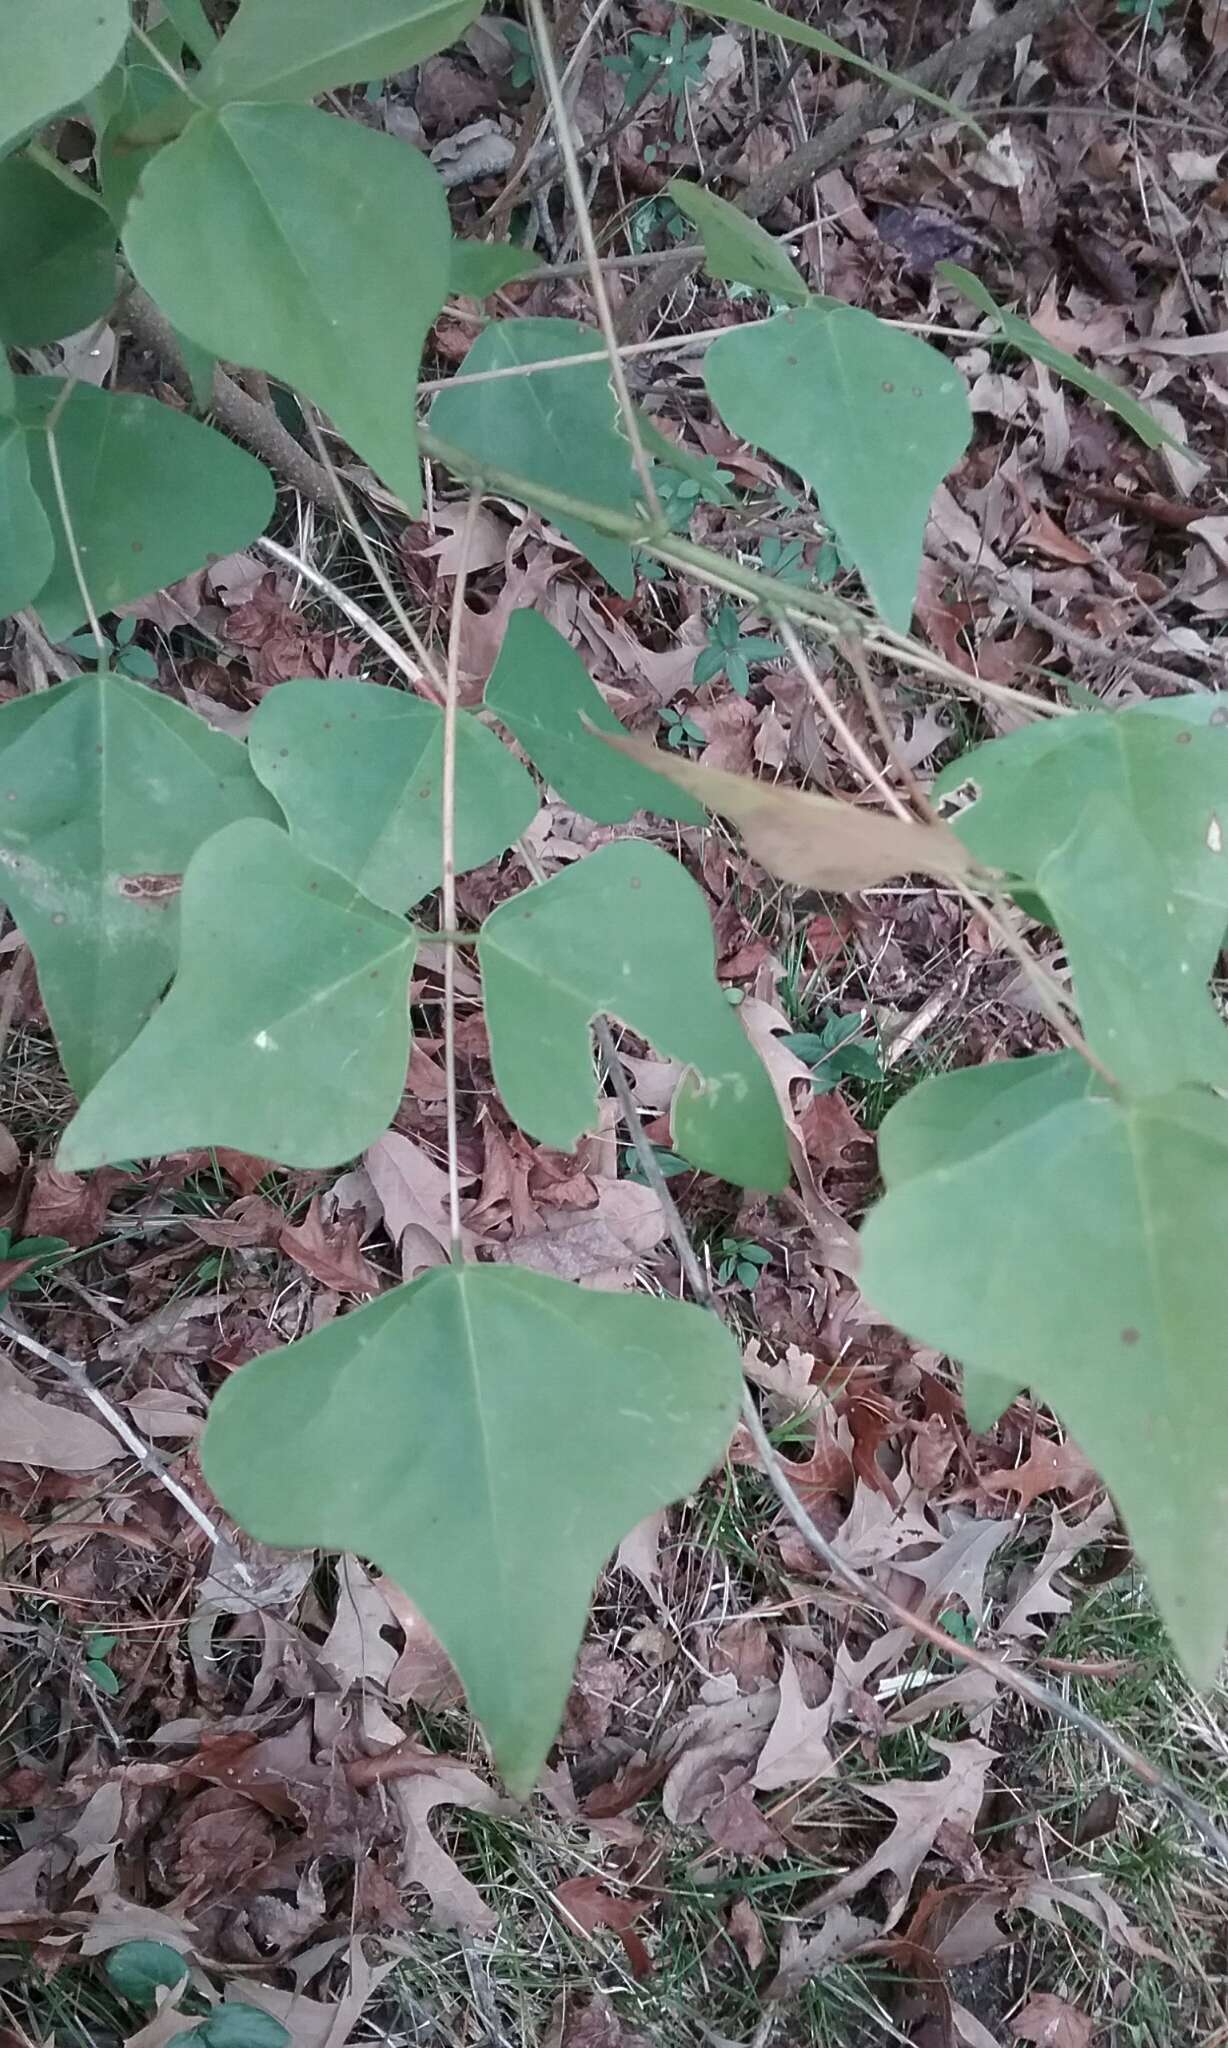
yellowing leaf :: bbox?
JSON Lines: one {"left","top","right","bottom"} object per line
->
{"left": 597, "top": 731, "right": 979, "bottom": 890}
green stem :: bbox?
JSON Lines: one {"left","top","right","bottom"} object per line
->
{"left": 418, "top": 428, "right": 1060, "bottom": 715}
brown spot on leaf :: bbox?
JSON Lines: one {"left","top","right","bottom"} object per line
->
{"left": 115, "top": 871, "right": 181, "bottom": 902}
{"left": 1121, "top": 1326, "right": 1140, "bottom": 1345}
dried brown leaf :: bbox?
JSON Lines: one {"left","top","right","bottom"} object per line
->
{"left": 814, "top": 1738, "right": 996, "bottom": 1929}
{"left": 0, "top": 1361, "right": 118, "bottom": 1471}
{"left": 555, "top": 1876, "right": 652, "bottom": 1978}
{"left": 230, "top": 1939, "right": 395, "bottom": 2048}
{"left": 596, "top": 731, "right": 978, "bottom": 889}
{"left": 24, "top": 1163, "right": 126, "bottom": 1246}
{"left": 766, "top": 1904, "right": 878, "bottom": 1999}
{"left": 278, "top": 1196, "right": 380, "bottom": 1295}
{"left": 0, "top": 1121, "right": 19, "bottom": 1178}
{"left": 364, "top": 1129, "right": 479, "bottom": 1264}
{"left": 753, "top": 1650, "right": 836, "bottom": 1791}
{"left": 981, "top": 1437, "right": 1098, "bottom": 1510}
{"left": 187, "top": 1195, "right": 285, "bottom": 1248}
{"left": 1011, "top": 1993, "right": 1094, "bottom": 2047}
{"left": 392, "top": 1762, "right": 515, "bottom": 1930}
{"left": 378, "top": 1575, "right": 464, "bottom": 1708}
{"left": 727, "top": 1895, "right": 766, "bottom": 1969}
{"left": 501, "top": 1176, "right": 667, "bottom": 1286}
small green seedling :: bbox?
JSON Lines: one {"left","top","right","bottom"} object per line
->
{"left": 621, "top": 1143, "right": 692, "bottom": 1184}
{"left": 716, "top": 1235, "right": 771, "bottom": 1289}
{"left": 605, "top": 18, "right": 713, "bottom": 139}
{"left": 693, "top": 600, "right": 784, "bottom": 696}
{"left": 84, "top": 1631, "right": 121, "bottom": 1696}
{"left": 659, "top": 704, "right": 708, "bottom": 752}
{"left": 499, "top": 20, "right": 536, "bottom": 88}
{"left": 60, "top": 615, "right": 159, "bottom": 680}
{"left": 0, "top": 1228, "right": 69, "bottom": 1301}
{"left": 781, "top": 1012, "right": 883, "bottom": 1094}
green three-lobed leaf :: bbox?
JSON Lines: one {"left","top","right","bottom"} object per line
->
{"left": 202, "top": 1262, "right": 743, "bottom": 1792}
{"left": 0, "top": 154, "right": 116, "bottom": 348}
{"left": 939, "top": 702, "right": 1228, "bottom": 1094}
{"left": 195, "top": 0, "right": 486, "bottom": 105}
{"left": 865, "top": 700, "right": 1228, "bottom": 1684}
{"left": 0, "top": 0, "right": 129, "bottom": 157}
{"left": 15, "top": 378, "right": 275, "bottom": 640}
{"left": 861, "top": 1056, "right": 1228, "bottom": 1684}
{"left": 479, "top": 840, "right": 788, "bottom": 1190}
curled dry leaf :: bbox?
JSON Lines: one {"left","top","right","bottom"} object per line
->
{"left": 595, "top": 729, "right": 979, "bottom": 890}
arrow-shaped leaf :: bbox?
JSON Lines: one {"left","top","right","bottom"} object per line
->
{"left": 123, "top": 103, "right": 449, "bottom": 512}
{"left": 201, "top": 1261, "right": 742, "bottom": 1791}
{"left": 704, "top": 303, "right": 971, "bottom": 630}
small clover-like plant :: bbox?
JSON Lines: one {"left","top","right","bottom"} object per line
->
{"left": 693, "top": 600, "right": 784, "bottom": 697}
{"left": 605, "top": 18, "right": 713, "bottom": 138}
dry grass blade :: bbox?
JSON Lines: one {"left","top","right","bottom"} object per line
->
{"left": 595, "top": 729, "right": 982, "bottom": 889}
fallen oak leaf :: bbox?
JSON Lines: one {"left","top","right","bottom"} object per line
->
{"left": 392, "top": 1760, "right": 517, "bottom": 1931}
{"left": 981, "top": 1435, "right": 1098, "bottom": 1509}
{"left": 278, "top": 1195, "right": 381, "bottom": 1295}
{"left": 753, "top": 1649, "right": 837, "bottom": 1791}
{"left": 364, "top": 1128, "right": 480, "bottom": 1265}
{"left": 187, "top": 1194, "right": 285, "bottom": 1248}
{"left": 555, "top": 1875, "right": 653, "bottom": 1978}
{"left": 593, "top": 728, "right": 980, "bottom": 890}
{"left": 766, "top": 1904, "right": 879, "bottom": 1999}
{"left": 814, "top": 1737, "right": 996, "bottom": 1929}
